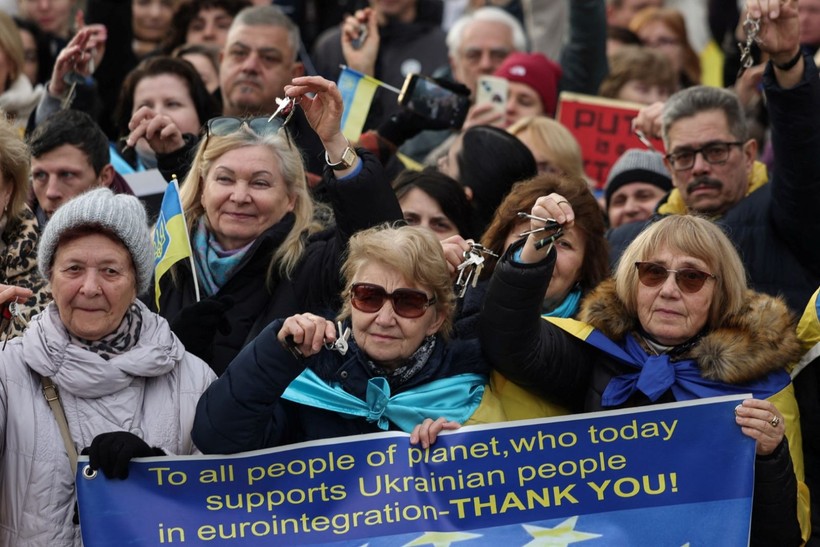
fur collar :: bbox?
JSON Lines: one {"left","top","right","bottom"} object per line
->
{"left": 578, "top": 279, "right": 801, "bottom": 384}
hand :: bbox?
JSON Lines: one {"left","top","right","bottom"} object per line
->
{"left": 733, "top": 63, "right": 766, "bottom": 107}
{"left": 86, "top": 431, "right": 164, "bottom": 479}
{"left": 285, "top": 75, "right": 345, "bottom": 146}
{"left": 48, "top": 24, "right": 107, "bottom": 98}
{"left": 0, "top": 285, "right": 34, "bottom": 307}
{"left": 277, "top": 313, "right": 336, "bottom": 358}
{"left": 170, "top": 296, "right": 234, "bottom": 364}
{"left": 341, "top": 8, "right": 380, "bottom": 76}
{"left": 745, "top": 0, "right": 799, "bottom": 61}
{"left": 519, "top": 193, "right": 575, "bottom": 264}
{"left": 126, "top": 106, "right": 188, "bottom": 155}
{"left": 462, "top": 102, "right": 505, "bottom": 131}
{"left": 631, "top": 101, "right": 665, "bottom": 141}
{"left": 734, "top": 398, "right": 786, "bottom": 456}
{"left": 440, "top": 235, "right": 474, "bottom": 277}
{"left": 410, "top": 417, "right": 461, "bottom": 449}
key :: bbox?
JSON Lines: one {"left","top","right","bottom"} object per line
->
{"left": 454, "top": 243, "right": 498, "bottom": 298}
{"left": 324, "top": 321, "right": 351, "bottom": 356}
{"left": 1, "top": 300, "right": 26, "bottom": 350}
{"left": 268, "top": 96, "right": 294, "bottom": 123}
{"left": 60, "top": 54, "right": 94, "bottom": 110}
{"left": 737, "top": 15, "right": 760, "bottom": 79}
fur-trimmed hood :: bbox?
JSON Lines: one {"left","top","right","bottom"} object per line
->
{"left": 578, "top": 279, "right": 801, "bottom": 384}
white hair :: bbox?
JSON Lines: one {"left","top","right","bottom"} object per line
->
{"left": 446, "top": 6, "right": 527, "bottom": 58}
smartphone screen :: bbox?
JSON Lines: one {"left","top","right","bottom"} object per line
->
{"left": 399, "top": 74, "right": 470, "bottom": 128}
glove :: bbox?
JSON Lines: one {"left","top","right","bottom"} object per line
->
{"left": 86, "top": 431, "right": 165, "bottom": 480}
{"left": 170, "top": 295, "right": 234, "bottom": 364}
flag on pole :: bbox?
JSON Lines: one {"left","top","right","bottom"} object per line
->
{"left": 337, "top": 65, "right": 382, "bottom": 141}
{"left": 152, "top": 178, "right": 199, "bottom": 310}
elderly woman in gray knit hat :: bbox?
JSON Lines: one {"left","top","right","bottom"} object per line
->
{"left": 0, "top": 187, "right": 215, "bottom": 546}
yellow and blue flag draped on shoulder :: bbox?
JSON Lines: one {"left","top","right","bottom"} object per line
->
{"left": 337, "top": 66, "right": 381, "bottom": 142}
{"left": 152, "top": 178, "right": 198, "bottom": 310}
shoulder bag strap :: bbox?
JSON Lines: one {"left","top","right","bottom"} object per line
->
{"left": 40, "top": 376, "right": 79, "bottom": 473}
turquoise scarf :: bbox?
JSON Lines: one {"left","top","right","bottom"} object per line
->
{"left": 192, "top": 217, "right": 253, "bottom": 296}
{"left": 282, "top": 368, "right": 486, "bottom": 432}
{"left": 542, "top": 288, "right": 582, "bottom": 319}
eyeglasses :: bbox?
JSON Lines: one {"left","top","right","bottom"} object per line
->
{"left": 461, "top": 47, "right": 511, "bottom": 65}
{"left": 635, "top": 262, "right": 716, "bottom": 293}
{"left": 350, "top": 283, "right": 436, "bottom": 319}
{"left": 665, "top": 141, "right": 744, "bottom": 171}
{"left": 203, "top": 100, "right": 296, "bottom": 147}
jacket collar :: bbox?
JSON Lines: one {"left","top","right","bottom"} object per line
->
{"left": 578, "top": 278, "right": 801, "bottom": 384}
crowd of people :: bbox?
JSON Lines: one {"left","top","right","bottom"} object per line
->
{"left": 0, "top": 0, "right": 819, "bottom": 544}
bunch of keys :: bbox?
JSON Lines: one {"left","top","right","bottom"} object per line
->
{"left": 1, "top": 300, "right": 27, "bottom": 350}
{"left": 284, "top": 321, "right": 351, "bottom": 360}
{"left": 737, "top": 14, "right": 761, "bottom": 79}
{"left": 455, "top": 243, "right": 499, "bottom": 298}
{"left": 61, "top": 54, "right": 95, "bottom": 110}
{"left": 517, "top": 212, "right": 564, "bottom": 252}
{"left": 268, "top": 96, "right": 298, "bottom": 125}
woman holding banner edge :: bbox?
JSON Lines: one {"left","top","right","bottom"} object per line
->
{"left": 146, "top": 75, "right": 402, "bottom": 376}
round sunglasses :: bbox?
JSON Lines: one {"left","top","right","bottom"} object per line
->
{"left": 350, "top": 283, "right": 436, "bottom": 319}
{"left": 635, "top": 262, "right": 716, "bottom": 293}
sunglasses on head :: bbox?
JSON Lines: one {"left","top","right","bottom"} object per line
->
{"left": 635, "top": 262, "right": 716, "bottom": 293}
{"left": 350, "top": 283, "right": 436, "bottom": 319}
{"left": 203, "top": 99, "right": 297, "bottom": 146}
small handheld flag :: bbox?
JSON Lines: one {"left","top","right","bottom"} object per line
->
{"left": 337, "top": 65, "right": 399, "bottom": 142}
{"left": 152, "top": 177, "right": 199, "bottom": 310}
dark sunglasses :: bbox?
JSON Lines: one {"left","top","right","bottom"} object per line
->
{"left": 350, "top": 283, "right": 436, "bottom": 319}
{"left": 635, "top": 262, "right": 716, "bottom": 293}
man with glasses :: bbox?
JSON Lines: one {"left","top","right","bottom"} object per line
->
{"left": 608, "top": 0, "right": 820, "bottom": 318}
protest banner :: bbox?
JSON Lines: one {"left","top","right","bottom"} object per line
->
{"left": 77, "top": 395, "right": 753, "bottom": 546}
{"left": 556, "top": 92, "right": 666, "bottom": 191}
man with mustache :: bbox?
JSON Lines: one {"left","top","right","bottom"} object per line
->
{"left": 607, "top": 0, "right": 820, "bottom": 317}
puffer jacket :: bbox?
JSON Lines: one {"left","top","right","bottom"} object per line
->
{"left": 481, "top": 244, "right": 808, "bottom": 546}
{"left": 0, "top": 300, "right": 216, "bottom": 546}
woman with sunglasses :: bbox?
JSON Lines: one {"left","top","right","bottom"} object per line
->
{"left": 193, "top": 223, "right": 500, "bottom": 454}
{"left": 149, "top": 75, "right": 402, "bottom": 376}
{"left": 480, "top": 209, "right": 807, "bottom": 544}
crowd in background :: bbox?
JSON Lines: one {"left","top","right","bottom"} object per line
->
{"left": 1, "top": 0, "right": 820, "bottom": 545}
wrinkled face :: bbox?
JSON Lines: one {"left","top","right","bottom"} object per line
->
{"left": 617, "top": 79, "right": 672, "bottom": 105}
{"left": 18, "top": 28, "right": 39, "bottom": 86}
{"left": 504, "top": 82, "right": 544, "bottom": 128}
{"left": 451, "top": 20, "right": 514, "bottom": 95}
{"left": 181, "top": 52, "right": 220, "bottom": 94}
{"left": 51, "top": 234, "right": 137, "bottom": 341}
{"left": 399, "top": 187, "right": 460, "bottom": 240}
{"left": 637, "top": 21, "right": 682, "bottom": 75}
{"left": 636, "top": 246, "right": 715, "bottom": 345}
{"left": 665, "top": 110, "right": 754, "bottom": 216}
{"left": 607, "top": 0, "right": 662, "bottom": 28}
{"left": 504, "top": 219, "right": 586, "bottom": 308}
{"left": 20, "top": 0, "right": 74, "bottom": 37}
{"left": 31, "top": 144, "right": 104, "bottom": 218}
{"left": 219, "top": 24, "right": 302, "bottom": 117}
{"left": 607, "top": 182, "right": 667, "bottom": 228}
{"left": 800, "top": 0, "right": 820, "bottom": 46}
{"left": 200, "top": 145, "right": 295, "bottom": 250}
{"left": 350, "top": 262, "right": 445, "bottom": 371}
{"left": 187, "top": 7, "right": 233, "bottom": 47}
{"left": 133, "top": 74, "right": 201, "bottom": 135}
{"left": 132, "top": 0, "right": 175, "bottom": 43}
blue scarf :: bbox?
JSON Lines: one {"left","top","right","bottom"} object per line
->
{"left": 282, "top": 369, "right": 486, "bottom": 432}
{"left": 192, "top": 217, "right": 253, "bottom": 296}
{"left": 582, "top": 330, "right": 790, "bottom": 407}
{"left": 542, "top": 288, "right": 581, "bottom": 319}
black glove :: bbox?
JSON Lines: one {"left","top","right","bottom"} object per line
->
{"left": 169, "top": 295, "right": 234, "bottom": 364}
{"left": 86, "top": 431, "right": 165, "bottom": 480}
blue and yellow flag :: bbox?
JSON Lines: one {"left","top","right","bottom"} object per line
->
{"left": 152, "top": 179, "right": 196, "bottom": 310}
{"left": 337, "top": 66, "right": 380, "bottom": 141}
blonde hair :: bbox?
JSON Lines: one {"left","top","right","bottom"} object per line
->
{"left": 179, "top": 127, "right": 321, "bottom": 282}
{"left": 507, "top": 116, "right": 585, "bottom": 180}
{"left": 614, "top": 215, "right": 747, "bottom": 327}
{"left": 0, "top": 12, "right": 24, "bottom": 88}
{"left": 0, "top": 116, "right": 30, "bottom": 221}
{"left": 338, "top": 224, "right": 456, "bottom": 337}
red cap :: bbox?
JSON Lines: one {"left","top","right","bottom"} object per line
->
{"left": 493, "top": 52, "right": 562, "bottom": 117}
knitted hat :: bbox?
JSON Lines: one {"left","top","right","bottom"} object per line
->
{"left": 605, "top": 149, "right": 673, "bottom": 208}
{"left": 493, "top": 52, "right": 563, "bottom": 117}
{"left": 38, "top": 188, "right": 153, "bottom": 295}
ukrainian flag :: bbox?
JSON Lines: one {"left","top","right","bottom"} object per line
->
{"left": 152, "top": 179, "right": 194, "bottom": 310}
{"left": 337, "top": 66, "right": 380, "bottom": 141}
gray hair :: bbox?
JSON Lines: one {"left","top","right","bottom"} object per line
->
{"left": 446, "top": 6, "right": 527, "bottom": 58}
{"left": 661, "top": 86, "right": 749, "bottom": 148}
{"left": 230, "top": 5, "right": 301, "bottom": 62}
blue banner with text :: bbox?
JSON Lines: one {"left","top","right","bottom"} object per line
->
{"left": 77, "top": 395, "right": 753, "bottom": 546}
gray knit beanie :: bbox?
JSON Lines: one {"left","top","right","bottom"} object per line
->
{"left": 38, "top": 188, "right": 153, "bottom": 295}
{"left": 605, "top": 149, "right": 672, "bottom": 208}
